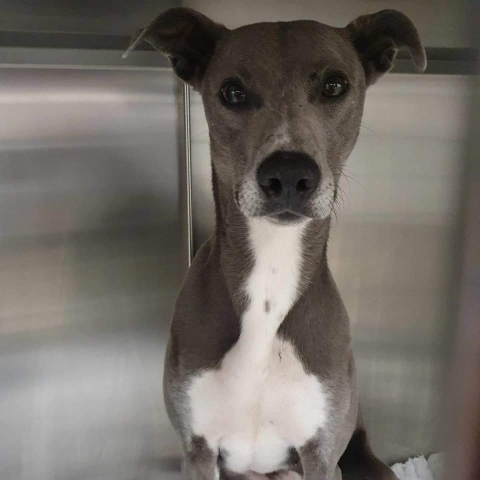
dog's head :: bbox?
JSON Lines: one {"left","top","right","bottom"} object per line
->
{"left": 125, "top": 8, "right": 426, "bottom": 224}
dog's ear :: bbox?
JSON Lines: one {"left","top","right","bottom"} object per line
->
{"left": 346, "top": 9, "right": 427, "bottom": 85}
{"left": 123, "top": 7, "right": 228, "bottom": 86}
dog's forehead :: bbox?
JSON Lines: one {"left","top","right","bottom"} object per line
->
{"left": 209, "top": 21, "right": 356, "bottom": 83}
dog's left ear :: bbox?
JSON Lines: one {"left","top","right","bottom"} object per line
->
{"left": 346, "top": 9, "right": 427, "bottom": 86}
{"left": 123, "top": 7, "right": 228, "bottom": 87}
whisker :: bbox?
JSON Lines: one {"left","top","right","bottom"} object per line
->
{"left": 193, "top": 129, "right": 210, "bottom": 138}
{"left": 342, "top": 172, "right": 362, "bottom": 187}
{"left": 360, "top": 123, "right": 379, "bottom": 136}
{"left": 331, "top": 165, "right": 363, "bottom": 189}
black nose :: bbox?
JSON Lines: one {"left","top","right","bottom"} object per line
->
{"left": 257, "top": 151, "right": 320, "bottom": 209}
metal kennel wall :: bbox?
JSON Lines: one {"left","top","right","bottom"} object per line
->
{"left": 0, "top": 1, "right": 476, "bottom": 479}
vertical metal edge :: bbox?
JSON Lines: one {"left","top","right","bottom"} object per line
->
{"left": 184, "top": 84, "right": 194, "bottom": 267}
{"left": 446, "top": 1, "right": 480, "bottom": 477}
{"left": 176, "top": 79, "right": 191, "bottom": 273}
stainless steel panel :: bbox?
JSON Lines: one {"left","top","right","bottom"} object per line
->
{"left": 0, "top": 67, "right": 184, "bottom": 480}
{"left": 189, "top": 74, "right": 471, "bottom": 463}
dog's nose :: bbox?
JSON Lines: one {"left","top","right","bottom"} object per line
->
{"left": 257, "top": 151, "right": 320, "bottom": 208}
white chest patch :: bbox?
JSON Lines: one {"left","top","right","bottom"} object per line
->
{"left": 188, "top": 219, "right": 329, "bottom": 475}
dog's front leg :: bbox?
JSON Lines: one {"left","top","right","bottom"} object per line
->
{"left": 300, "top": 438, "right": 342, "bottom": 480}
{"left": 183, "top": 436, "right": 217, "bottom": 480}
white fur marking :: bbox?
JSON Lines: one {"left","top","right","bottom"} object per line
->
{"left": 189, "top": 219, "right": 329, "bottom": 474}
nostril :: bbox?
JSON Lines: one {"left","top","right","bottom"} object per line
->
{"left": 296, "top": 178, "right": 313, "bottom": 194}
{"left": 257, "top": 151, "right": 320, "bottom": 204}
{"left": 260, "top": 177, "right": 282, "bottom": 197}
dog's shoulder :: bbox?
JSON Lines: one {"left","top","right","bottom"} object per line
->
{"left": 170, "top": 237, "right": 241, "bottom": 372}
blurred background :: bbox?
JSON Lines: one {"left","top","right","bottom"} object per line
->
{"left": 0, "top": 1, "right": 478, "bottom": 480}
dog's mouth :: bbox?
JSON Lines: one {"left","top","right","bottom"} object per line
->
{"left": 268, "top": 210, "right": 304, "bottom": 224}
{"left": 235, "top": 177, "right": 336, "bottom": 222}
{"left": 251, "top": 202, "right": 315, "bottom": 224}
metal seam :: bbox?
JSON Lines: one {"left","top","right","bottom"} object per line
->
{"left": 184, "top": 83, "right": 194, "bottom": 266}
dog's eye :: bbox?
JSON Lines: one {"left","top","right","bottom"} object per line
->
{"left": 322, "top": 75, "right": 349, "bottom": 97}
{"left": 221, "top": 82, "right": 246, "bottom": 105}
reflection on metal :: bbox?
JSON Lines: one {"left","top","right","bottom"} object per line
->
{"left": 188, "top": 74, "right": 471, "bottom": 463}
{"left": 0, "top": 67, "right": 184, "bottom": 479}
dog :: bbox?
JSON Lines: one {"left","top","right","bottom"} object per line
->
{"left": 124, "top": 7, "right": 426, "bottom": 480}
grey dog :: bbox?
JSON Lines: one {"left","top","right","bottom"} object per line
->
{"left": 125, "top": 7, "right": 426, "bottom": 480}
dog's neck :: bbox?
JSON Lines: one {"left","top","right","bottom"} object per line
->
{"left": 209, "top": 160, "right": 332, "bottom": 315}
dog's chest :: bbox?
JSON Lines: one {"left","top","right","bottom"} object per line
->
{"left": 188, "top": 220, "right": 329, "bottom": 474}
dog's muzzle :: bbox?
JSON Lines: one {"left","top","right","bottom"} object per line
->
{"left": 256, "top": 151, "right": 320, "bottom": 220}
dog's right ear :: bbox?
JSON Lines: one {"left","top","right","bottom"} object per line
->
{"left": 123, "top": 7, "right": 228, "bottom": 86}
